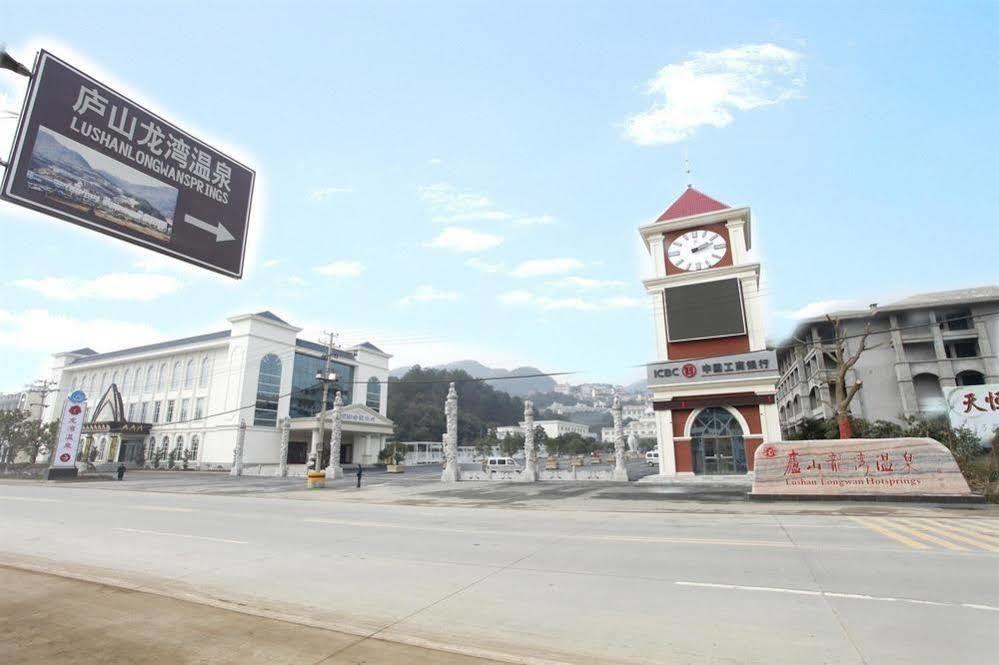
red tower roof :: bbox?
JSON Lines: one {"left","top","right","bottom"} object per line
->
{"left": 656, "top": 187, "right": 729, "bottom": 222}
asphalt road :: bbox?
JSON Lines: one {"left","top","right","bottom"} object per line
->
{"left": 1, "top": 476, "right": 997, "bottom": 664}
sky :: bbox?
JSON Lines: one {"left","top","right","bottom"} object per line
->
{"left": 1, "top": 1, "right": 997, "bottom": 392}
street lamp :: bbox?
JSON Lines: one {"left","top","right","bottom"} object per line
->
{"left": 0, "top": 47, "right": 31, "bottom": 78}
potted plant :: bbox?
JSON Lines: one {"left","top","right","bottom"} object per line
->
{"left": 379, "top": 443, "right": 406, "bottom": 473}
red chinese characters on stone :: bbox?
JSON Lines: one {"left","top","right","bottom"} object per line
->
{"left": 903, "top": 451, "right": 915, "bottom": 472}
{"left": 963, "top": 393, "right": 987, "bottom": 413}
{"left": 876, "top": 452, "right": 893, "bottom": 473}
{"left": 783, "top": 449, "right": 801, "bottom": 475}
{"left": 855, "top": 452, "right": 870, "bottom": 475}
{"left": 763, "top": 446, "right": 777, "bottom": 458}
{"left": 826, "top": 452, "right": 841, "bottom": 472}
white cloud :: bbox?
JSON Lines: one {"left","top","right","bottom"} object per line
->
{"left": 426, "top": 227, "right": 503, "bottom": 253}
{"left": 261, "top": 259, "right": 282, "bottom": 269}
{"left": 498, "top": 290, "right": 535, "bottom": 305}
{"left": 602, "top": 296, "right": 645, "bottom": 309}
{"left": 783, "top": 299, "right": 858, "bottom": 320}
{"left": 511, "top": 258, "right": 584, "bottom": 277}
{"left": 465, "top": 258, "right": 505, "bottom": 273}
{"left": 0, "top": 308, "right": 164, "bottom": 353}
{"left": 548, "top": 276, "right": 626, "bottom": 289}
{"left": 624, "top": 43, "right": 805, "bottom": 145}
{"left": 309, "top": 186, "right": 354, "bottom": 201}
{"left": 313, "top": 261, "right": 365, "bottom": 278}
{"left": 286, "top": 276, "right": 307, "bottom": 287}
{"left": 14, "top": 273, "right": 182, "bottom": 302}
{"left": 399, "top": 285, "right": 462, "bottom": 306}
{"left": 418, "top": 182, "right": 556, "bottom": 226}
{"left": 427, "top": 157, "right": 444, "bottom": 166}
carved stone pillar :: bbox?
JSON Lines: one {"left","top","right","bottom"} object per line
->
{"left": 441, "top": 383, "right": 460, "bottom": 482}
{"left": 326, "top": 392, "right": 345, "bottom": 479}
{"left": 278, "top": 417, "right": 290, "bottom": 477}
{"left": 522, "top": 400, "right": 538, "bottom": 482}
{"left": 230, "top": 419, "right": 245, "bottom": 477}
{"left": 612, "top": 394, "right": 628, "bottom": 481}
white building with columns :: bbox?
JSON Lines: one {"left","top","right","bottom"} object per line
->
{"left": 639, "top": 188, "right": 781, "bottom": 476}
{"left": 42, "top": 311, "right": 394, "bottom": 473}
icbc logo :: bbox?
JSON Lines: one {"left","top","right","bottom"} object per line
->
{"left": 763, "top": 446, "right": 777, "bottom": 458}
{"left": 69, "top": 405, "right": 82, "bottom": 416}
{"left": 681, "top": 364, "right": 697, "bottom": 378}
{"left": 59, "top": 453, "right": 71, "bottom": 462}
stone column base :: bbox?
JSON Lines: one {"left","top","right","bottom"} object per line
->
{"left": 611, "top": 467, "right": 629, "bottom": 481}
{"left": 441, "top": 465, "right": 460, "bottom": 482}
{"left": 326, "top": 465, "right": 344, "bottom": 480}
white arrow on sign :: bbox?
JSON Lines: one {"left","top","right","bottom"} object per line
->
{"left": 183, "top": 214, "right": 235, "bottom": 242}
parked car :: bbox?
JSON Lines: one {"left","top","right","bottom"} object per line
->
{"left": 486, "top": 457, "right": 522, "bottom": 472}
{"left": 645, "top": 450, "right": 659, "bottom": 466}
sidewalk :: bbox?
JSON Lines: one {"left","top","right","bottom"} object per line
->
{"left": 0, "top": 566, "right": 500, "bottom": 665}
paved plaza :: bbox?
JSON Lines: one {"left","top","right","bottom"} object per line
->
{"left": 1, "top": 471, "right": 997, "bottom": 664}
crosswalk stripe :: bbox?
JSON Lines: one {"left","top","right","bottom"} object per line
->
{"left": 959, "top": 521, "right": 999, "bottom": 540}
{"left": 894, "top": 520, "right": 967, "bottom": 551}
{"left": 903, "top": 520, "right": 998, "bottom": 553}
{"left": 919, "top": 520, "right": 999, "bottom": 552}
{"left": 849, "top": 517, "right": 929, "bottom": 550}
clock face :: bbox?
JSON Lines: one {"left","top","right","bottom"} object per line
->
{"left": 667, "top": 229, "right": 727, "bottom": 272}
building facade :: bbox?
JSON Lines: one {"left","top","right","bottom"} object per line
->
{"left": 776, "top": 286, "right": 999, "bottom": 435}
{"left": 42, "top": 311, "right": 394, "bottom": 473}
{"left": 495, "top": 419, "right": 593, "bottom": 440}
{"left": 640, "top": 188, "right": 781, "bottom": 476}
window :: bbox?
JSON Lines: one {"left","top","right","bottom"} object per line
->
{"left": 289, "top": 353, "right": 356, "bottom": 417}
{"left": 157, "top": 364, "right": 166, "bottom": 390}
{"left": 179, "top": 399, "right": 189, "bottom": 422}
{"left": 200, "top": 357, "right": 211, "bottom": 386}
{"left": 127, "top": 403, "right": 136, "bottom": 421}
{"left": 122, "top": 369, "right": 131, "bottom": 393}
{"left": 140, "top": 402, "right": 148, "bottom": 422}
{"left": 366, "top": 377, "right": 381, "bottom": 410}
{"left": 160, "top": 436, "right": 170, "bottom": 454}
{"left": 189, "top": 435, "right": 199, "bottom": 460}
{"left": 170, "top": 362, "right": 181, "bottom": 390}
{"left": 134, "top": 368, "right": 143, "bottom": 393}
{"left": 145, "top": 365, "right": 155, "bottom": 391}
{"left": 153, "top": 401, "right": 162, "bottom": 423}
{"left": 956, "top": 370, "right": 986, "bottom": 387}
{"left": 945, "top": 340, "right": 979, "bottom": 359}
{"left": 184, "top": 360, "right": 195, "bottom": 388}
{"left": 166, "top": 400, "right": 175, "bottom": 422}
{"left": 174, "top": 435, "right": 184, "bottom": 456}
{"left": 254, "top": 354, "right": 282, "bottom": 426}
{"left": 100, "top": 372, "right": 108, "bottom": 392}
{"left": 111, "top": 371, "right": 119, "bottom": 388}
{"left": 939, "top": 309, "right": 972, "bottom": 332}
{"left": 194, "top": 397, "right": 205, "bottom": 420}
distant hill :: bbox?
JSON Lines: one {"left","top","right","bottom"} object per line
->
{"left": 390, "top": 360, "right": 555, "bottom": 397}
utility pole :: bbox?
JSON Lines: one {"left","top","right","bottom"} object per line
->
{"left": 26, "top": 379, "right": 58, "bottom": 421}
{"left": 312, "top": 332, "right": 338, "bottom": 472}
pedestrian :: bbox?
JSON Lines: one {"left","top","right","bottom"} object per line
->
{"left": 356, "top": 464, "right": 363, "bottom": 488}
{"left": 116, "top": 463, "right": 126, "bottom": 481}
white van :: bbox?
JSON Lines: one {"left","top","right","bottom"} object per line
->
{"left": 645, "top": 450, "right": 659, "bottom": 466}
{"left": 486, "top": 457, "right": 522, "bottom": 472}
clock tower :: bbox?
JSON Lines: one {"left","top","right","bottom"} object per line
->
{"left": 640, "top": 187, "right": 780, "bottom": 476}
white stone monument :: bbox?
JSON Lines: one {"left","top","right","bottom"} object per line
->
{"left": 522, "top": 400, "right": 539, "bottom": 482}
{"left": 326, "top": 391, "right": 345, "bottom": 479}
{"left": 278, "top": 417, "right": 290, "bottom": 477}
{"left": 612, "top": 395, "right": 628, "bottom": 481}
{"left": 628, "top": 433, "right": 638, "bottom": 454}
{"left": 441, "top": 382, "right": 460, "bottom": 482}
{"left": 230, "top": 419, "right": 246, "bottom": 477}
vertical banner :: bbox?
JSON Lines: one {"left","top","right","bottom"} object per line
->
{"left": 52, "top": 390, "right": 87, "bottom": 468}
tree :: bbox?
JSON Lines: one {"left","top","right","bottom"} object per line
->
{"left": 500, "top": 433, "right": 524, "bottom": 457}
{"left": 472, "top": 432, "right": 497, "bottom": 460}
{"left": 808, "top": 313, "right": 880, "bottom": 439}
{"left": 0, "top": 409, "right": 28, "bottom": 468}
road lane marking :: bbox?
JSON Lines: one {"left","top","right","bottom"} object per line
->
{"left": 894, "top": 519, "right": 968, "bottom": 551}
{"left": 0, "top": 495, "right": 61, "bottom": 502}
{"left": 675, "top": 581, "right": 999, "bottom": 613}
{"left": 304, "top": 518, "right": 792, "bottom": 548}
{"left": 929, "top": 519, "right": 999, "bottom": 546}
{"left": 133, "top": 505, "right": 197, "bottom": 513}
{"left": 114, "top": 528, "right": 247, "bottom": 545}
{"left": 849, "top": 516, "right": 929, "bottom": 550}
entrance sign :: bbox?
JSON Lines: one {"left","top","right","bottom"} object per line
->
{"left": 945, "top": 384, "right": 999, "bottom": 443}
{"left": 51, "top": 390, "right": 87, "bottom": 474}
{"left": 647, "top": 350, "right": 777, "bottom": 386}
{"left": 751, "top": 438, "right": 973, "bottom": 497}
{"left": 1, "top": 51, "right": 254, "bottom": 278}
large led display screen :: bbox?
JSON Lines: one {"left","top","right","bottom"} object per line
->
{"left": 664, "top": 278, "right": 746, "bottom": 342}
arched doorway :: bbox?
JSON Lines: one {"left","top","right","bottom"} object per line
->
{"left": 690, "top": 407, "right": 746, "bottom": 475}
{"left": 913, "top": 373, "right": 945, "bottom": 415}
